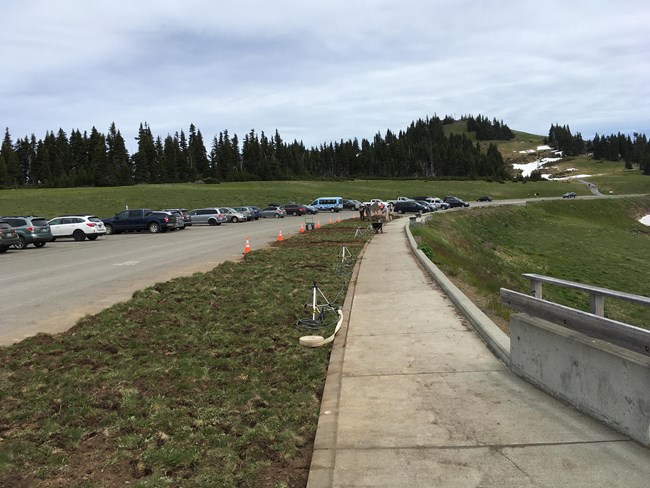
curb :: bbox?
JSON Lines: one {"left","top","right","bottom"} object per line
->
{"left": 306, "top": 234, "right": 371, "bottom": 488}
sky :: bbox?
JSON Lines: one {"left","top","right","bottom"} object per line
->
{"left": 1, "top": 0, "right": 649, "bottom": 153}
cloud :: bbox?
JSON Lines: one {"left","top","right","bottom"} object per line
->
{"left": 1, "top": 0, "right": 649, "bottom": 152}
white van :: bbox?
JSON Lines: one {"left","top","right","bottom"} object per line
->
{"left": 311, "top": 196, "right": 343, "bottom": 212}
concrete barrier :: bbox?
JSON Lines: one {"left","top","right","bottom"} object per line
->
{"left": 510, "top": 313, "right": 650, "bottom": 446}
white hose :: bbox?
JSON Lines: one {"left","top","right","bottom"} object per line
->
{"left": 299, "top": 309, "right": 343, "bottom": 348}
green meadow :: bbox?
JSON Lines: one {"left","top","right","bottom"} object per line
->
{"left": 411, "top": 196, "right": 650, "bottom": 330}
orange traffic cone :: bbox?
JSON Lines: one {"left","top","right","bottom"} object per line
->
{"left": 299, "top": 223, "right": 305, "bottom": 233}
{"left": 336, "top": 215, "right": 341, "bottom": 223}
{"left": 277, "top": 229, "right": 283, "bottom": 242}
{"left": 316, "top": 220, "right": 321, "bottom": 229}
{"left": 328, "top": 217, "right": 333, "bottom": 224}
{"left": 243, "top": 236, "right": 251, "bottom": 254}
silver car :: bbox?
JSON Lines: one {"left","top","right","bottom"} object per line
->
{"left": 232, "top": 206, "right": 254, "bottom": 221}
{"left": 188, "top": 208, "right": 227, "bottom": 226}
{"left": 217, "top": 207, "right": 247, "bottom": 223}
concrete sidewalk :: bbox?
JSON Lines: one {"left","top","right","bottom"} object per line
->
{"left": 307, "top": 218, "right": 650, "bottom": 487}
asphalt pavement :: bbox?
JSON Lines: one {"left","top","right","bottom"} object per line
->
{"left": 307, "top": 216, "right": 650, "bottom": 487}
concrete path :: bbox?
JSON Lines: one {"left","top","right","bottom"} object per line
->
{"left": 307, "top": 218, "right": 650, "bottom": 487}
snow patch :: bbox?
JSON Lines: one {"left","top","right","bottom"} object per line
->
{"left": 545, "top": 174, "right": 592, "bottom": 181}
{"left": 536, "top": 145, "right": 552, "bottom": 151}
{"left": 640, "top": 215, "right": 650, "bottom": 226}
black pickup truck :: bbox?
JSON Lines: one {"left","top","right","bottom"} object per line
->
{"left": 102, "top": 209, "right": 177, "bottom": 235}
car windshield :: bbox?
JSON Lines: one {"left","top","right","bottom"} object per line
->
{"left": 32, "top": 219, "right": 48, "bottom": 227}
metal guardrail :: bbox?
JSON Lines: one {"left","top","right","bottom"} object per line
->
{"left": 523, "top": 273, "right": 650, "bottom": 316}
{"left": 500, "top": 274, "right": 650, "bottom": 357}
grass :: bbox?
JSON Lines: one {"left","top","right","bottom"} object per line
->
{"left": 0, "top": 220, "right": 369, "bottom": 487}
{"left": 411, "top": 196, "right": 650, "bottom": 331}
{"left": 1, "top": 172, "right": 647, "bottom": 221}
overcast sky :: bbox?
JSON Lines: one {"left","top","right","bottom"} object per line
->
{"left": 1, "top": 0, "right": 649, "bottom": 152}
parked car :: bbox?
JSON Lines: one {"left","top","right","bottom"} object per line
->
{"left": 443, "top": 197, "right": 470, "bottom": 208}
{"left": 363, "top": 199, "right": 388, "bottom": 209}
{"left": 415, "top": 200, "right": 438, "bottom": 212}
{"left": 0, "top": 219, "right": 20, "bottom": 252}
{"left": 102, "top": 209, "right": 177, "bottom": 234}
{"left": 217, "top": 207, "right": 247, "bottom": 223}
{"left": 477, "top": 195, "right": 492, "bottom": 202}
{"left": 563, "top": 192, "right": 577, "bottom": 198}
{"left": 0, "top": 216, "right": 53, "bottom": 248}
{"left": 302, "top": 203, "right": 319, "bottom": 215}
{"left": 157, "top": 210, "right": 184, "bottom": 230}
{"left": 48, "top": 215, "right": 107, "bottom": 241}
{"left": 247, "top": 206, "right": 262, "bottom": 220}
{"left": 282, "top": 203, "right": 307, "bottom": 216}
{"left": 393, "top": 201, "right": 430, "bottom": 214}
{"left": 430, "top": 198, "right": 449, "bottom": 210}
{"left": 233, "top": 206, "right": 254, "bottom": 221}
{"left": 187, "top": 208, "right": 226, "bottom": 226}
{"left": 163, "top": 208, "right": 192, "bottom": 227}
{"left": 260, "top": 207, "right": 286, "bottom": 218}
{"left": 342, "top": 199, "right": 362, "bottom": 210}
{"left": 311, "top": 196, "right": 343, "bottom": 212}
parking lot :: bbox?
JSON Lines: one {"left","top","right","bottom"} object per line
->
{"left": 0, "top": 213, "right": 354, "bottom": 345}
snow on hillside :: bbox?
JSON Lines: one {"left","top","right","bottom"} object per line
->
{"left": 512, "top": 157, "right": 563, "bottom": 177}
{"left": 640, "top": 215, "right": 650, "bottom": 226}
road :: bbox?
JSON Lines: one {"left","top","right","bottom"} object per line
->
{"left": 0, "top": 213, "right": 349, "bottom": 346}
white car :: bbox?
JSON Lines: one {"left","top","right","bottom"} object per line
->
{"left": 48, "top": 215, "right": 107, "bottom": 241}
{"left": 427, "top": 198, "right": 449, "bottom": 210}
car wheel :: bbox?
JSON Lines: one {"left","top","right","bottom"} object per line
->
{"left": 231, "top": 217, "right": 239, "bottom": 223}
{"left": 105, "top": 224, "right": 114, "bottom": 235}
{"left": 0, "top": 246, "right": 7, "bottom": 253}
{"left": 330, "top": 208, "right": 335, "bottom": 212}
{"left": 73, "top": 230, "right": 86, "bottom": 241}
{"left": 274, "top": 213, "right": 280, "bottom": 218}
{"left": 398, "top": 209, "right": 404, "bottom": 214}
{"left": 87, "top": 235, "right": 98, "bottom": 240}
{"left": 34, "top": 242, "right": 46, "bottom": 248}
{"left": 14, "top": 236, "right": 28, "bottom": 249}
{"left": 208, "top": 218, "right": 217, "bottom": 226}
{"left": 148, "top": 222, "right": 160, "bottom": 233}
{"left": 292, "top": 211, "right": 297, "bottom": 216}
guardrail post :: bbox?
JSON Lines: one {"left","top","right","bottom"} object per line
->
{"left": 590, "top": 293, "right": 605, "bottom": 316}
{"left": 529, "top": 277, "right": 543, "bottom": 299}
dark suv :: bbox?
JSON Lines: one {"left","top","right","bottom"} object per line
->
{"left": 0, "top": 219, "right": 20, "bottom": 252}
{"left": 393, "top": 201, "right": 430, "bottom": 214}
{"left": 282, "top": 203, "right": 307, "bottom": 216}
{"left": 0, "top": 216, "right": 53, "bottom": 249}
{"left": 443, "top": 196, "right": 470, "bottom": 208}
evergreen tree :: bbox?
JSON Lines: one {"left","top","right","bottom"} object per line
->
{"left": 88, "top": 127, "right": 112, "bottom": 186}
{"left": 107, "top": 123, "right": 132, "bottom": 185}
{"left": 1, "top": 128, "right": 21, "bottom": 186}
{"left": 133, "top": 123, "right": 157, "bottom": 183}
{"left": 188, "top": 124, "right": 210, "bottom": 179}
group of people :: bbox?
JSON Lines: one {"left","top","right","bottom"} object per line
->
{"left": 358, "top": 202, "right": 393, "bottom": 222}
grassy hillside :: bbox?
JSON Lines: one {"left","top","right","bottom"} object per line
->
{"left": 411, "top": 196, "right": 650, "bottom": 330}
{"left": 2, "top": 176, "right": 647, "bottom": 220}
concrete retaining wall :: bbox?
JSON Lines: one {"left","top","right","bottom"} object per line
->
{"left": 510, "top": 313, "right": 650, "bottom": 446}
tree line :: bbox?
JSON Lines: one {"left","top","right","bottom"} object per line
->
{"left": 0, "top": 115, "right": 512, "bottom": 187}
{"left": 547, "top": 124, "right": 650, "bottom": 174}
{"left": 1, "top": 115, "right": 647, "bottom": 188}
